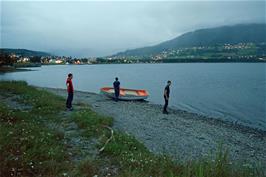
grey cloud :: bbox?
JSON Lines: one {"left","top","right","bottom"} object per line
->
{"left": 1, "top": 1, "right": 265, "bottom": 57}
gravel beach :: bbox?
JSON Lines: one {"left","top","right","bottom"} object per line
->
{"left": 42, "top": 87, "right": 266, "bottom": 167}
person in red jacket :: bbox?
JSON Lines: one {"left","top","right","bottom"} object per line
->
{"left": 66, "top": 73, "right": 74, "bottom": 110}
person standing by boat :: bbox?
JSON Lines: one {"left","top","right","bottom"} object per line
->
{"left": 113, "top": 77, "right": 120, "bottom": 102}
{"left": 163, "top": 80, "right": 171, "bottom": 114}
{"left": 66, "top": 73, "right": 74, "bottom": 110}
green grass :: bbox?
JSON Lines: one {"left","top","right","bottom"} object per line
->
{"left": 0, "top": 81, "right": 264, "bottom": 177}
{"left": 72, "top": 107, "right": 113, "bottom": 137}
{"left": 0, "top": 80, "right": 64, "bottom": 115}
{"left": 0, "top": 66, "right": 31, "bottom": 73}
{"left": 0, "top": 66, "right": 16, "bottom": 72}
{"left": 103, "top": 132, "right": 178, "bottom": 177}
{"left": 13, "top": 62, "right": 41, "bottom": 68}
{"left": 0, "top": 103, "right": 70, "bottom": 177}
{"left": 70, "top": 106, "right": 264, "bottom": 177}
{"left": 0, "top": 81, "right": 81, "bottom": 176}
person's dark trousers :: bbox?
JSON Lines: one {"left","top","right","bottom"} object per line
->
{"left": 163, "top": 96, "right": 168, "bottom": 112}
{"left": 66, "top": 92, "right": 73, "bottom": 108}
{"left": 114, "top": 90, "right": 119, "bottom": 102}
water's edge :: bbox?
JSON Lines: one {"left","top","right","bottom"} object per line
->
{"left": 40, "top": 86, "right": 266, "bottom": 136}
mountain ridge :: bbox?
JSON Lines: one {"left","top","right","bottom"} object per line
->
{"left": 114, "top": 24, "right": 266, "bottom": 57}
{"left": 0, "top": 48, "right": 52, "bottom": 57}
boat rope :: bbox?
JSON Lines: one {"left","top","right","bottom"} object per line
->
{"left": 99, "top": 125, "right": 114, "bottom": 153}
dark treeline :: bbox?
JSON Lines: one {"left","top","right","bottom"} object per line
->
{"left": 0, "top": 54, "right": 16, "bottom": 66}
{"left": 0, "top": 53, "right": 42, "bottom": 67}
{"left": 159, "top": 58, "right": 266, "bottom": 63}
{"left": 95, "top": 57, "right": 266, "bottom": 64}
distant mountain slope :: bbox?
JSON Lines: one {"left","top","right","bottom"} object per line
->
{"left": 115, "top": 24, "right": 266, "bottom": 56}
{"left": 0, "top": 48, "right": 51, "bottom": 57}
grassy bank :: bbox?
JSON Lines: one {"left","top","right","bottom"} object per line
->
{"left": 0, "top": 66, "right": 31, "bottom": 73}
{"left": 0, "top": 63, "right": 40, "bottom": 73}
{"left": 0, "top": 81, "right": 264, "bottom": 177}
{"left": 13, "top": 63, "right": 41, "bottom": 68}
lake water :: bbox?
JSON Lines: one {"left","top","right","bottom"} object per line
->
{"left": 0, "top": 63, "right": 265, "bottom": 130}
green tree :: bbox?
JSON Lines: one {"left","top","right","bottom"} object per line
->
{"left": 0, "top": 54, "right": 16, "bottom": 66}
{"left": 81, "top": 58, "right": 88, "bottom": 63}
{"left": 30, "top": 56, "right": 41, "bottom": 63}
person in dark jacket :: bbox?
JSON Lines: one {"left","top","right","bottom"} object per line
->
{"left": 66, "top": 73, "right": 74, "bottom": 110}
{"left": 163, "top": 80, "right": 171, "bottom": 114}
{"left": 113, "top": 77, "right": 120, "bottom": 102}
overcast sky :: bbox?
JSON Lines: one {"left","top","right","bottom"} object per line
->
{"left": 1, "top": 1, "right": 265, "bottom": 57}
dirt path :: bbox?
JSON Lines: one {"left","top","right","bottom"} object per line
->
{"left": 41, "top": 87, "right": 266, "bottom": 167}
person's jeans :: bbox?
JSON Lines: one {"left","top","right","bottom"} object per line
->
{"left": 114, "top": 90, "right": 119, "bottom": 101}
{"left": 163, "top": 96, "right": 168, "bottom": 112}
{"left": 66, "top": 93, "right": 73, "bottom": 108}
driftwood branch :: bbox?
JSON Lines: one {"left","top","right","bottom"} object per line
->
{"left": 99, "top": 125, "right": 114, "bottom": 153}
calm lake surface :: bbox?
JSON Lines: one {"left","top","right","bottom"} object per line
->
{"left": 1, "top": 63, "right": 265, "bottom": 130}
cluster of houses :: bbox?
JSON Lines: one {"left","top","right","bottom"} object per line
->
{"left": 223, "top": 43, "right": 255, "bottom": 50}
{"left": 8, "top": 54, "right": 96, "bottom": 65}
{"left": 150, "top": 42, "right": 266, "bottom": 60}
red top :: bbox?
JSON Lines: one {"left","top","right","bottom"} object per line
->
{"left": 66, "top": 78, "right": 74, "bottom": 93}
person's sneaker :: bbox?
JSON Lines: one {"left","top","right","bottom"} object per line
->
{"left": 163, "top": 110, "right": 169, "bottom": 114}
{"left": 67, "top": 107, "right": 74, "bottom": 111}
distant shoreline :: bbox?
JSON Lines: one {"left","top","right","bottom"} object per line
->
{"left": 1, "top": 59, "right": 265, "bottom": 70}
{"left": 0, "top": 66, "right": 32, "bottom": 73}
